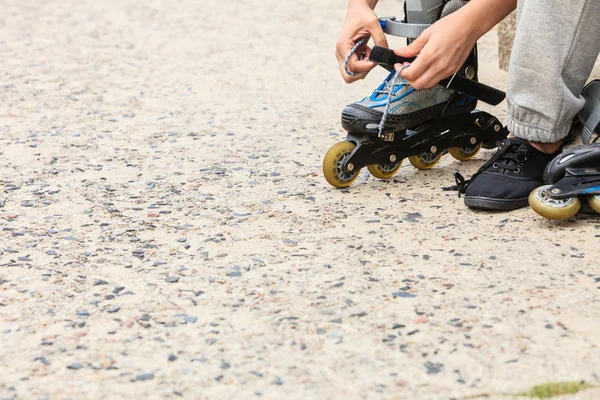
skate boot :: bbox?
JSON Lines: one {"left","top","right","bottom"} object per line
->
{"left": 529, "top": 144, "right": 600, "bottom": 220}
{"left": 529, "top": 80, "right": 600, "bottom": 220}
{"left": 341, "top": 0, "right": 477, "bottom": 136}
{"left": 323, "top": 0, "right": 508, "bottom": 188}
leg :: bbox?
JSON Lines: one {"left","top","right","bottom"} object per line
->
{"left": 508, "top": 0, "right": 600, "bottom": 145}
{"left": 461, "top": 0, "right": 600, "bottom": 211}
{"left": 341, "top": 0, "right": 477, "bottom": 135}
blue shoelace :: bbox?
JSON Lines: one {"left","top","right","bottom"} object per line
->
{"left": 344, "top": 39, "right": 413, "bottom": 138}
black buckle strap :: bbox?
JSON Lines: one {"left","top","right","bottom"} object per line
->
{"left": 368, "top": 46, "right": 506, "bottom": 106}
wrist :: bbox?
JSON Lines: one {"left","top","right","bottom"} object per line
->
{"left": 461, "top": 0, "right": 517, "bottom": 39}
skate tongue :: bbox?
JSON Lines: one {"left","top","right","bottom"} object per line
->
{"left": 372, "top": 70, "right": 408, "bottom": 100}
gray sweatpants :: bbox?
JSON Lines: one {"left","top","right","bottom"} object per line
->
{"left": 507, "top": 0, "right": 600, "bottom": 143}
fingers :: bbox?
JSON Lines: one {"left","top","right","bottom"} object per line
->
{"left": 337, "top": 55, "right": 369, "bottom": 83}
{"left": 368, "top": 20, "right": 389, "bottom": 49}
{"left": 395, "top": 30, "right": 430, "bottom": 58}
{"left": 398, "top": 58, "right": 456, "bottom": 89}
{"left": 340, "top": 68, "right": 368, "bottom": 83}
{"left": 335, "top": 13, "right": 389, "bottom": 83}
{"left": 334, "top": 16, "right": 390, "bottom": 83}
{"left": 394, "top": 31, "right": 434, "bottom": 87}
{"left": 408, "top": 70, "right": 443, "bottom": 90}
{"left": 397, "top": 57, "right": 428, "bottom": 86}
{"left": 338, "top": 60, "right": 369, "bottom": 83}
{"left": 398, "top": 62, "right": 443, "bottom": 89}
{"left": 349, "top": 56, "right": 376, "bottom": 73}
{"left": 336, "top": 45, "right": 356, "bottom": 83}
{"left": 363, "top": 46, "right": 372, "bottom": 60}
{"left": 393, "top": 12, "right": 479, "bottom": 89}
{"left": 396, "top": 32, "right": 455, "bottom": 89}
{"left": 336, "top": 42, "right": 376, "bottom": 83}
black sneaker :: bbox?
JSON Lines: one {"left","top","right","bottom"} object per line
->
{"left": 455, "top": 137, "right": 561, "bottom": 211}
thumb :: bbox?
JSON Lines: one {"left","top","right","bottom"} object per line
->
{"left": 395, "top": 31, "right": 430, "bottom": 57}
{"left": 370, "top": 23, "right": 389, "bottom": 49}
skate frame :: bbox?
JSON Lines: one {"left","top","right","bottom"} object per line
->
{"left": 342, "top": 110, "right": 507, "bottom": 173}
{"left": 545, "top": 169, "right": 600, "bottom": 199}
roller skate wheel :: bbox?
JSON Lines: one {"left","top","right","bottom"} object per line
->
{"left": 588, "top": 194, "right": 600, "bottom": 214}
{"left": 408, "top": 152, "right": 442, "bottom": 170}
{"left": 367, "top": 160, "right": 402, "bottom": 180}
{"left": 449, "top": 142, "right": 482, "bottom": 161}
{"left": 323, "top": 141, "right": 360, "bottom": 188}
{"left": 528, "top": 185, "right": 581, "bottom": 220}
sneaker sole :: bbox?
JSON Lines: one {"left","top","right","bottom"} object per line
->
{"left": 464, "top": 196, "right": 529, "bottom": 211}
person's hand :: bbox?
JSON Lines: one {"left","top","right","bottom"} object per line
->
{"left": 395, "top": 9, "right": 478, "bottom": 89}
{"left": 335, "top": 1, "right": 388, "bottom": 83}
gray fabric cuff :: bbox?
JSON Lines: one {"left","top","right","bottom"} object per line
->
{"left": 508, "top": 111, "right": 572, "bottom": 143}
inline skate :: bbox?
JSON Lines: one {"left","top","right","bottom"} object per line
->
{"left": 529, "top": 80, "right": 600, "bottom": 220}
{"left": 323, "top": 0, "right": 509, "bottom": 188}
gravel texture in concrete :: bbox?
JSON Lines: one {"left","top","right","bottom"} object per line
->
{"left": 1, "top": 0, "right": 600, "bottom": 399}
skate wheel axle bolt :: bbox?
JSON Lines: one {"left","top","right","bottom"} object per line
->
{"left": 551, "top": 188, "right": 561, "bottom": 194}
{"left": 390, "top": 155, "right": 397, "bottom": 163}
{"left": 494, "top": 124, "right": 501, "bottom": 132}
{"left": 465, "top": 65, "right": 476, "bottom": 80}
{"left": 347, "top": 163, "right": 354, "bottom": 171}
{"left": 430, "top": 146, "right": 437, "bottom": 154}
{"left": 470, "top": 137, "right": 477, "bottom": 145}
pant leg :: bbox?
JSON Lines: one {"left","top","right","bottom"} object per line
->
{"left": 507, "top": 0, "right": 600, "bottom": 143}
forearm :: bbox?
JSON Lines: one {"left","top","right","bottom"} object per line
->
{"left": 460, "top": 0, "right": 517, "bottom": 40}
{"left": 348, "top": 0, "right": 378, "bottom": 9}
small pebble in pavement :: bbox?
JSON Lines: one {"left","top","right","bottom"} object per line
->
{"left": 135, "top": 373, "right": 154, "bottom": 381}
